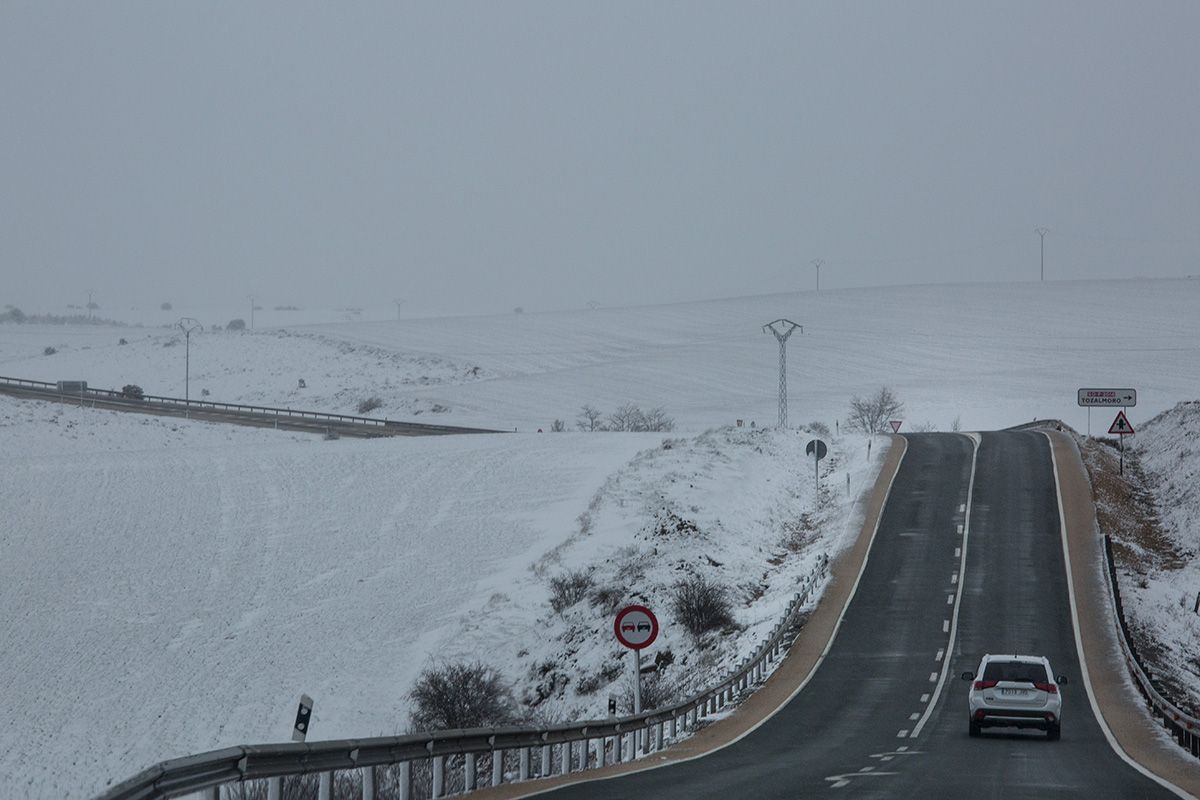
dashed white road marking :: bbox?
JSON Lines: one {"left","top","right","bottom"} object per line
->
{"left": 929, "top": 672, "right": 938, "bottom": 682}
{"left": 942, "top": 619, "right": 950, "bottom": 633}
{"left": 897, "top": 729, "right": 909, "bottom": 738}
{"left": 909, "top": 712, "right": 920, "bottom": 720}
{"left": 957, "top": 523, "right": 964, "bottom": 535}
{"left": 946, "top": 594, "right": 954, "bottom": 604}
{"left": 920, "top": 693, "right": 930, "bottom": 703}
{"left": 958, "top": 503, "right": 965, "bottom": 513}
{"left": 951, "top": 572, "right": 958, "bottom": 584}
{"left": 954, "top": 547, "right": 961, "bottom": 557}
{"left": 935, "top": 648, "right": 945, "bottom": 662}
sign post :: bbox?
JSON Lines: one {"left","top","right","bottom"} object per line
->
{"left": 806, "top": 438, "right": 828, "bottom": 489}
{"left": 1108, "top": 410, "right": 1135, "bottom": 475}
{"left": 614, "top": 605, "right": 659, "bottom": 719}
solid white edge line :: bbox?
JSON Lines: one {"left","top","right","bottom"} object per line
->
{"left": 910, "top": 431, "right": 979, "bottom": 738}
{"left": 510, "top": 436, "right": 911, "bottom": 798}
{"left": 1043, "top": 432, "right": 1195, "bottom": 800}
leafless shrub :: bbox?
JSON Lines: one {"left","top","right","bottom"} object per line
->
{"left": 357, "top": 397, "right": 383, "bottom": 414}
{"left": 846, "top": 386, "right": 904, "bottom": 434}
{"left": 809, "top": 421, "right": 831, "bottom": 438}
{"left": 671, "top": 574, "right": 735, "bottom": 638}
{"left": 620, "top": 671, "right": 675, "bottom": 713}
{"left": 408, "top": 662, "right": 516, "bottom": 731}
{"left": 550, "top": 419, "right": 566, "bottom": 432}
{"left": 589, "top": 584, "right": 625, "bottom": 614}
{"left": 607, "top": 404, "right": 675, "bottom": 432}
{"left": 549, "top": 570, "right": 594, "bottom": 613}
{"left": 576, "top": 404, "right": 604, "bottom": 431}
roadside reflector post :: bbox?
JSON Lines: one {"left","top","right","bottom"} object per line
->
{"left": 292, "top": 694, "right": 314, "bottom": 742}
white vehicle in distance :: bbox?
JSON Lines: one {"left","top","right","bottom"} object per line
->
{"left": 961, "top": 654, "right": 1068, "bottom": 740}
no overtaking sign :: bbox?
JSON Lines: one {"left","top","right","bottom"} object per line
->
{"left": 614, "top": 605, "right": 659, "bottom": 650}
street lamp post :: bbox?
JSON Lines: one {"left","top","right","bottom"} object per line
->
{"left": 812, "top": 259, "right": 824, "bottom": 292}
{"left": 177, "top": 317, "right": 202, "bottom": 401}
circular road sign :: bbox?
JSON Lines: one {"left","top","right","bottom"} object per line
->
{"left": 805, "top": 439, "right": 828, "bottom": 461}
{"left": 614, "top": 605, "right": 659, "bottom": 650}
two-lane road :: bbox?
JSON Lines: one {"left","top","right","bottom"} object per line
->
{"left": 530, "top": 432, "right": 1182, "bottom": 798}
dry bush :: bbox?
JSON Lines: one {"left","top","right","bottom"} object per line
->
{"left": 409, "top": 662, "right": 516, "bottom": 732}
{"left": 671, "top": 574, "right": 735, "bottom": 638}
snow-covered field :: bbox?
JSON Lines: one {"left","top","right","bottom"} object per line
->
{"left": 4, "top": 277, "right": 1200, "bottom": 797}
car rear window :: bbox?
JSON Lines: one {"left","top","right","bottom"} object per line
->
{"left": 982, "top": 660, "right": 1049, "bottom": 684}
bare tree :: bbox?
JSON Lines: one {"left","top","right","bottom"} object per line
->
{"left": 576, "top": 404, "right": 604, "bottom": 431}
{"left": 549, "top": 419, "right": 566, "bottom": 432}
{"left": 846, "top": 386, "right": 905, "bottom": 434}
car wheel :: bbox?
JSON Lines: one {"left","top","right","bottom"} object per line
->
{"left": 1047, "top": 724, "right": 1061, "bottom": 741}
{"left": 969, "top": 720, "right": 981, "bottom": 737}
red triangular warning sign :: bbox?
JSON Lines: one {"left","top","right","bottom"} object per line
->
{"left": 1108, "top": 410, "right": 1134, "bottom": 436}
{"left": 889, "top": 420, "right": 903, "bottom": 433}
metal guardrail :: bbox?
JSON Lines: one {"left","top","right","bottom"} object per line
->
{"left": 0, "top": 375, "right": 504, "bottom": 437}
{"left": 1102, "top": 535, "right": 1200, "bottom": 759}
{"left": 96, "top": 554, "right": 830, "bottom": 800}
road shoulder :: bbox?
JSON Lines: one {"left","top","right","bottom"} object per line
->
{"left": 1048, "top": 431, "right": 1200, "bottom": 798}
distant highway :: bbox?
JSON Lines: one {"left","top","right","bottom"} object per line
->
{"left": 530, "top": 433, "right": 1181, "bottom": 799}
{"left": 0, "top": 377, "right": 505, "bottom": 438}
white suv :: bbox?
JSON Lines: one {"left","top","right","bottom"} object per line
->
{"left": 961, "top": 654, "right": 1067, "bottom": 740}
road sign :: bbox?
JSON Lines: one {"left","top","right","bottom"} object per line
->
{"left": 614, "top": 605, "right": 659, "bottom": 650}
{"left": 292, "top": 694, "right": 313, "bottom": 742}
{"left": 1108, "top": 410, "right": 1134, "bottom": 436}
{"left": 806, "top": 439, "right": 828, "bottom": 460}
{"left": 889, "top": 420, "right": 903, "bottom": 433}
{"left": 1078, "top": 388, "right": 1136, "bottom": 407}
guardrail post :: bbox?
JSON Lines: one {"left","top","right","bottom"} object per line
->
{"left": 519, "top": 747, "right": 530, "bottom": 780}
{"left": 670, "top": 714, "right": 678, "bottom": 739}
{"left": 318, "top": 771, "right": 332, "bottom": 800}
{"left": 363, "top": 765, "right": 376, "bottom": 800}
{"left": 267, "top": 776, "right": 282, "bottom": 800}
{"left": 623, "top": 733, "right": 635, "bottom": 762}
{"left": 540, "top": 743, "right": 551, "bottom": 776}
{"left": 562, "top": 740, "right": 571, "bottom": 773}
{"left": 597, "top": 737, "right": 606, "bottom": 768}
{"left": 654, "top": 722, "right": 663, "bottom": 751}
{"left": 432, "top": 755, "right": 445, "bottom": 798}
{"left": 492, "top": 750, "right": 503, "bottom": 786}
{"left": 199, "top": 788, "right": 217, "bottom": 800}
{"left": 400, "top": 761, "right": 412, "bottom": 800}
{"left": 465, "top": 752, "right": 476, "bottom": 791}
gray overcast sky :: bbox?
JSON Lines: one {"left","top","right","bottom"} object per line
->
{"left": 2, "top": 2, "right": 1198, "bottom": 316}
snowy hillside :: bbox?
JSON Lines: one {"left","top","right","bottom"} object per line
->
{"left": 1125, "top": 402, "right": 1200, "bottom": 708}
{"left": 4, "top": 277, "right": 1200, "bottom": 797}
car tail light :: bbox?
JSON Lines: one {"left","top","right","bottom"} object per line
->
{"left": 1045, "top": 712, "right": 1057, "bottom": 722}
{"left": 974, "top": 680, "right": 997, "bottom": 690}
{"left": 1034, "top": 682, "right": 1058, "bottom": 694}
{"left": 974, "top": 710, "right": 986, "bottom": 721}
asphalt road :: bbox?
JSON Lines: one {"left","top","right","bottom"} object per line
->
{"left": 0, "top": 382, "right": 502, "bottom": 437}
{"left": 532, "top": 432, "right": 1178, "bottom": 799}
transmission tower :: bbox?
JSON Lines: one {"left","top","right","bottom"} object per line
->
{"left": 762, "top": 319, "right": 803, "bottom": 428}
{"left": 1035, "top": 227, "right": 1049, "bottom": 281}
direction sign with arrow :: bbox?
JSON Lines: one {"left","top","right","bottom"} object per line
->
{"left": 1078, "top": 388, "right": 1137, "bottom": 407}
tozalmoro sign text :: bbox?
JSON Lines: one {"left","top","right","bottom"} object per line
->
{"left": 1077, "top": 388, "right": 1136, "bottom": 407}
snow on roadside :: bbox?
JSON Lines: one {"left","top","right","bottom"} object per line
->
{"left": 1126, "top": 402, "right": 1200, "bottom": 711}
